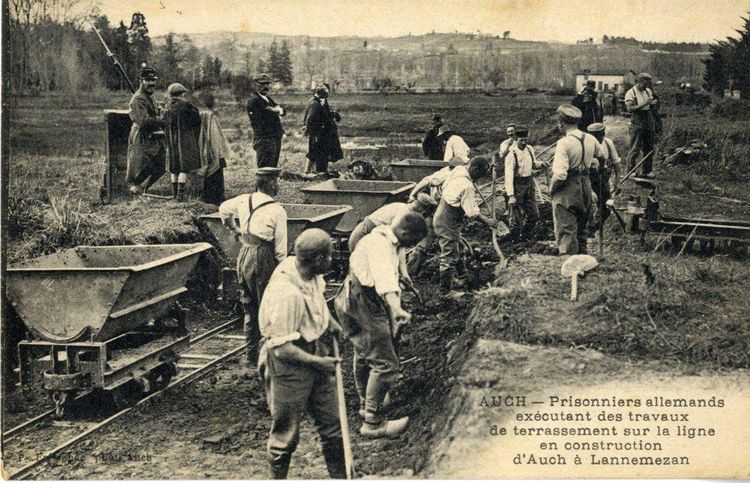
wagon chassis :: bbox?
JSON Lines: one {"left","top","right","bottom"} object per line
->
{"left": 19, "top": 327, "right": 189, "bottom": 417}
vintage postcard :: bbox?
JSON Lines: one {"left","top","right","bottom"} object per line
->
{"left": 2, "top": 0, "right": 749, "bottom": 479}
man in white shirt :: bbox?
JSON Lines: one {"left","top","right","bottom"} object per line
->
{"left": 258, "top": 229, "right": 345, "bottom": 479}
{"left": 549, "top": 105, "right": 605, "bottom": 255}
{"left": 439, "top": 125, "right": 471, "bottom": 163}
{"left": 219, "top": 167, "right": 288, "bottom": 363}
{"left": 504, "top": 127, "right": 542, "bottom": 241}
{"left": 587, "top": 122, "right": 622, "bottom": 227}
{"left": 334, "top": 213, "right": 428, "bottom": 439}
{"left": 624, "top": 72, "right": 657, "bottom": 177}
{"left": 433, "top": 156, "right": 499, "bottom": 292}
{"left": 347, "top": 194, "right": 436, "bottom": 251}
{"left": 406, "top": 157, "right": 465, "bottom": 275}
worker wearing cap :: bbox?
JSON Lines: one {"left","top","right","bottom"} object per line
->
{"left": 422, "top": 114, "right": 446, "bottom": 160}
{"left": 163, "top": 83, "right": 202, "bottom": 201}
{"left": 247, "top": 73, "right": 286, "bottom": 168}
{"left": 305, "top": 84, "right": 343, "bottom": 174}
{"left": 340, "top": 159, "right": 377, "bottom": 180}
{"left": 406, "top": 157, "right": 465, "bottom": 275}
{"left": 550, "top": 105, "right": 605, "bottom": 255}
{"left": 624, "top": 73, "right": 657, "bottom": 177}
{"left": 434, "top": 156, "right": 499, "bottom": 292}
{"left": 505, "top": 127, "right": 542, "bottom": 241}
{"left": 334, "top": 212, "right": 428, "bottom": 439}
{"left": 126, "top": 66, "right": 166, "bottom": 195}
{"left": 440, "top": 126, "right": 471, "bottom": 163}
{"left": 497, "top": 123, "right": 518, "bottom": 160}
{"left": 572, "top": 80, "right": 604, "bottom": 131}
{"left": 219, "top": 167, "right": 287, "bottom": 364}
{"left": 258, "top": 229, "right": 346, "bottom": 479}
{"left": 586, "top": 123, "right": 621, "bottom": 227}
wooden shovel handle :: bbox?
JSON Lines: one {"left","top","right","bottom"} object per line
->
{"left": 570, "top": 271, "right": 580, "bottom": 301}
{"left": 332, "top": 338, "right": 355, "bottom": 479}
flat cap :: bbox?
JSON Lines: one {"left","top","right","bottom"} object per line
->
{"left": 587, "top": 122, "right": 605, "bottom": 133}
{"left": 254, "top": 73, "right": 273, "bottom": 83}
{"left": 255, "top": 167, "right": 282, "bottom": 178}
{"left": 140, "top": 66, "right": 158, "bottom": 80}
{"left": 167, "top": 83, "right": 188, "bottom": 97}
{"left": 447, "top": 157, "right": 467, "bottom": 167}
{"left": 415, "top": 192, "right": 438, "bottom": 207}
{"left": 433, "top": 113, "right": 442, "bottom": 121}
{"left": 348, "top": 159, "right": 371, "bottom": 170}
{"left": 586, "top": 79, "right": 596, "bottom": 86}
{"left": 638, "top": 72, "right": 653, "bottom": 80}
{"left": 557, "top": 104, "right": 582, "bottom": 122}
{"left": 515, "top": 126, "right": 529, "bottom": 138}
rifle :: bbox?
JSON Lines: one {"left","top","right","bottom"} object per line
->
{"left": 91, "top": 22, "right": 136, "bottom": 93}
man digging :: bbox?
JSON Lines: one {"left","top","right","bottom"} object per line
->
{"left": 335, "top": 212, "right": 428, "bottom": 438}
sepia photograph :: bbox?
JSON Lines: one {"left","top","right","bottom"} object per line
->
{"left": 1, "top": 0, "right": 749, "bottom": 479}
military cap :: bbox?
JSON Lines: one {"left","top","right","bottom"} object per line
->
{"left": 167, "top": 83, "right": 188, "bottom": 97}
{"left": 638, "top": 72, "right": 653, "bottom": 80}
{"left": 255, "top": 167, "right": 282, "bottom": 178}
{"left": 415, "top": 192, "right": 438, "bottom": 207}
{"left": 586, "top": 79, "right": 596, "bottom": 87}
{"left": 433, "top": 113, "right": 442, "bottom": 121}
{"left": 515, "top": 126, "right": 529, "bottom": 138}
{"left": 140, "top": 66, "right": 158, "bottom": 80}
{"left": 587, "top": 123, "right": 605, "bottom": 133}
{"left": 557, "top": 104, "right": 582, "bottom": 123}
{"left": 254, "top": 73, "right": 273, "bottom": 83}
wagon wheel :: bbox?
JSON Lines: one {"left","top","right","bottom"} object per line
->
{"left": 147, "top": 362, "right": 175, "bottom": 392}
{"left": 111, "top": 381, "right": 144, "bottom": 409}
{"left": 50, "top": 390, "right": 77, "bottom": 419}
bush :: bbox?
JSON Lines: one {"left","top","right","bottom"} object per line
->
{"left": 708, "top": 97, "right": 750, "bottom": 121}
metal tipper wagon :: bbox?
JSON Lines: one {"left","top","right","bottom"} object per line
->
{"left": 389, "top": 159, "right": 448, "bottom": 183}
{"left": 6, "top": 243, "right": 212, "bottom": 416}
{"left": 199, "top": 204, "right": 352, "bottom": 299}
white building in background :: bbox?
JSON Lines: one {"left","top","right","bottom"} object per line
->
{"left": 575, "top": 71, "right": 632, "bottom": 93}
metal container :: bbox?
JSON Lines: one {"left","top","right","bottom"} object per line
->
{"left": 6, "top": 243, "right": 212, "bottom": 343}
{"left": 199, "top": 203, "right": 352, "bottom": 261}
{"left": 301, "top": 179, "right": 415, "bottom": 232}
{"left": 389, "top": 159, "right": 448, "bottom": 183}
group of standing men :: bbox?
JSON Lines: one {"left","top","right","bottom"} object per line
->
{"left": 126, "top": 66, "right": 229, "bottom": 204}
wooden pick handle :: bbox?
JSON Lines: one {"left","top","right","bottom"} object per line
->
{"left": 570, "top": 271, "right": 580, "bottom": 301}
{"left": 332, "top": 338, "right": 355, "bottom": 479}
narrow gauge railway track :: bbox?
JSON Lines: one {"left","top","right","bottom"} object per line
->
{"left": 3, "top": 317, "right": 245, "bottom": 480}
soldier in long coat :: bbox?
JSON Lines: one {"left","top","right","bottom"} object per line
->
{"left": 305, "top": 85, "right": 343, "bottom": 174}
{"left": 126, "top": 67, "right": 166, "bottom": 195}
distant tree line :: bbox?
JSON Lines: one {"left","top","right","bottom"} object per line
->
{"left": 8, "top": 3, "right": 293, "bottom": 95}
{"left": 703, "top": 13, "right": 750, "bottom": 98}
{"left": 602, "top": 35, "right": 708, "bottom": 52}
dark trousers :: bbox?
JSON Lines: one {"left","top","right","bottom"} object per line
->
{"left": 254, "top": 136, "right": 282, "bottom": 168}
{"left": 201, "top": 169, "right": 225, "bottom": 206}
{"left": 628, "top": 126, "right": 655, "bottom": 175}
{"left": 264, "top": 350, "right": 341, "bottom": 461}
{"left": 508, "top": 177, "right": 540, "bottom": 239}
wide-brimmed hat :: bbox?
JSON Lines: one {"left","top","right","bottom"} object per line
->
{"left": 254, "top": 73, "right": 273, "bottom": 84}
{"left": 255, "top": 167, "right": 282, "bottom": 178}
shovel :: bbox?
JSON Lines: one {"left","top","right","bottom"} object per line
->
{"left": 560, "top": 255, "right": 599, "bottom": 301}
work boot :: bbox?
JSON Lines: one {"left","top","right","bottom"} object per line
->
{"left": 321, "top": 437, "right": 347, "bottom": 479}
{"left": 269, "top": 454, "right": 291, "bottom": 479}
{"left": 171, "top": 182, "right": 179, "bottom": 199}
{"left": 360, "top": 417, "right": 409, "bottom": 439}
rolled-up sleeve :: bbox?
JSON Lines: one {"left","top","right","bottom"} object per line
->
{"left": 367, "top": 238, "right": 401, "bottom": 296}
{"left": 504, "top": 153, "right": 515, "bottom": 196}
{"left": 460, "top": 182, "right": 480, "bottom": 218}
{"left": 262, "top": 292, "right": 304, "bottom": 348}
{"left": 218, "top": 195, "right": 243, "bottom": 221}
{"left": 273, "top": 206, "right": 288, "bottom": 262}
{"left": 551, "top": 142, "right": 570, "bottom": 183}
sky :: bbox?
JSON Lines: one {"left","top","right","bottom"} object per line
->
{"left": 96, "top": 0, "right": 750, "bottom": 43}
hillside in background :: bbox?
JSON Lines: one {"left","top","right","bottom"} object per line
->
{"left": 155, "top": 31, "right": 709, "bottom": 91}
